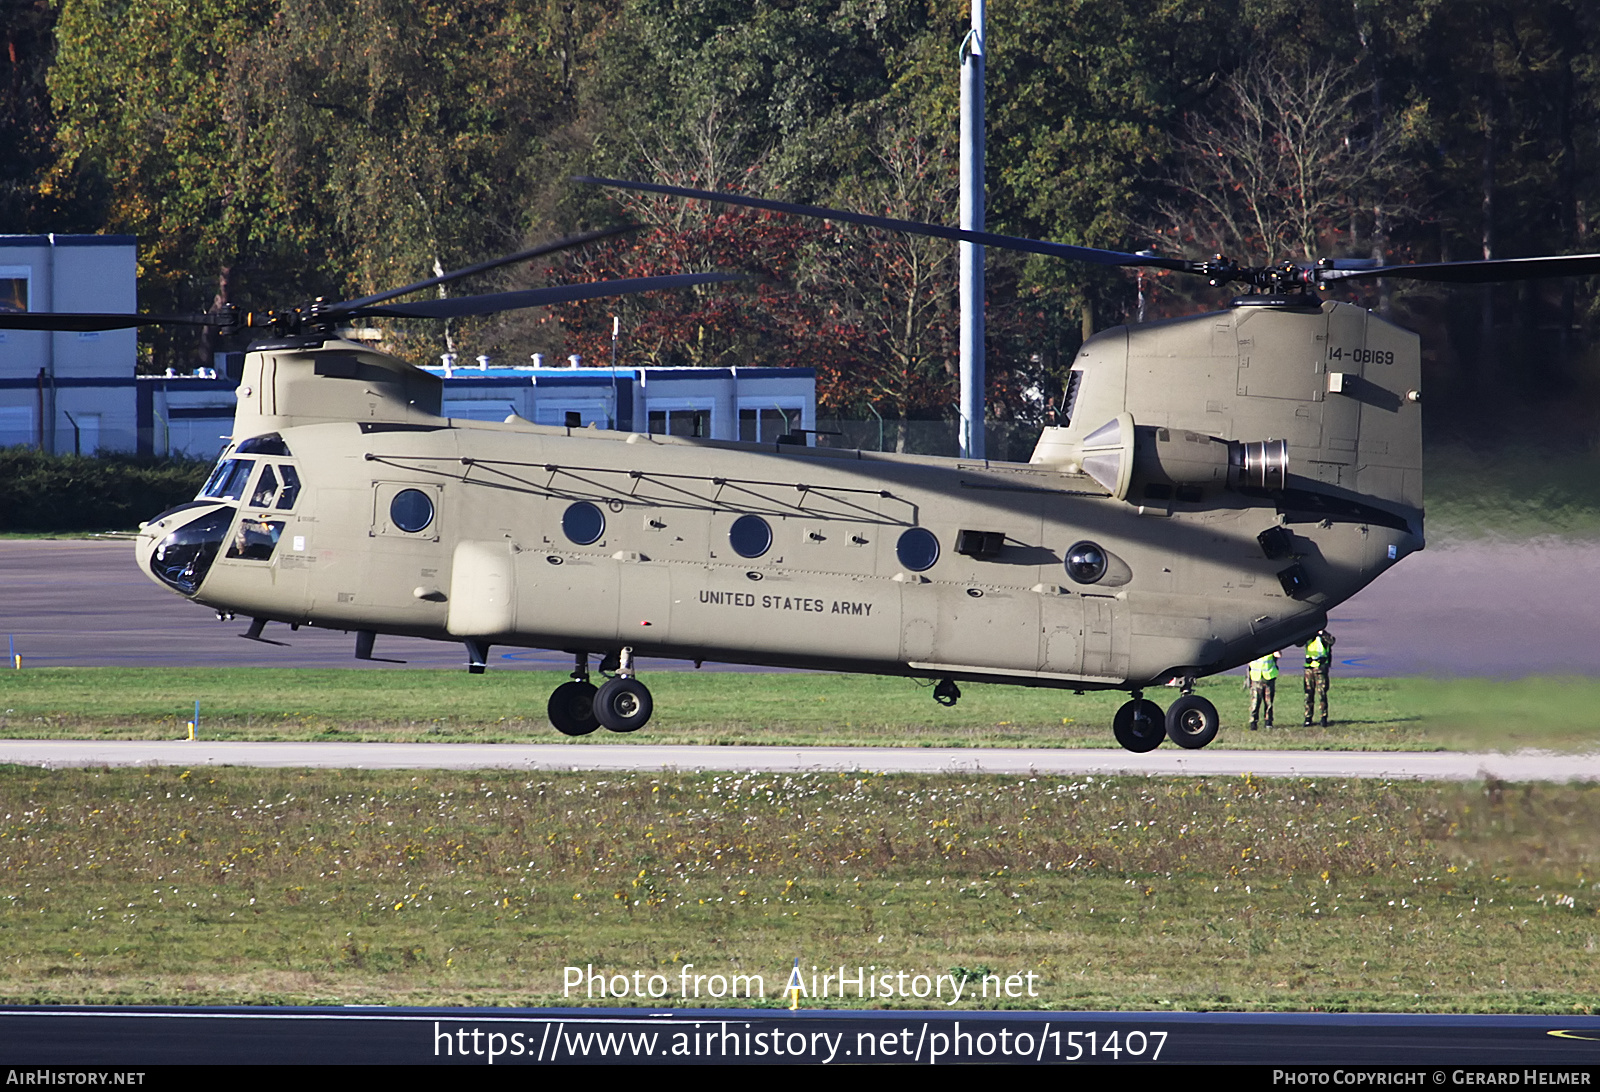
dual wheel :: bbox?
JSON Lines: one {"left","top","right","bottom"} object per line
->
{"left": 547, "top": 677, "right": 654, "bottom": 736}
{"left": 1112, "top": 693, "right": 1220, "bottom": 753}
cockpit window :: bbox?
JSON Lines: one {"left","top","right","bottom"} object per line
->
{"left": 200, "top": 458, "right": 253, "bottom": 501}
{"left": 276, "top": 465, "right": 301, "bottom": 510}
{"left": 250, "top": 465, "right": 279, "bottom": 508}
{"left": 198, "top": 459, "right": 230, "bottom": 498}
{"left": 224, "top": 460, "right": 303, "bottom": 510}
{"left": 150, "top": 507, "right": 233, "bottom": 595}
{"left": 226, "top": 517, "right": 284, "bottom": 561}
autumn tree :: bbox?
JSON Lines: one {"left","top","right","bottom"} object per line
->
{"left": 546, "top": 116, "right": 971, "bottom": 448}
{"left": 582, "top": 0, "right": 924, "bottom": 201}
{"left": 1, "top": 0, "right": 76, "bottom": 230}
{"left": 48, "top": 0, "right": 300, "bottom": 365}
{"left": 45, "top": 0, "right": 616, "bottom": 366}
{"left": 796, "top": 123, "right": 962, "bottom": 431}
{"left": 1146, "top": 55, "right": 1420, "bottom": 268}
{"left": 538, "top": 178, "right": 865, "bottom": 381}
{"left": 883, "top": 0, "right": 1251, "bottom": 399}
{"left": 231, "top": 0, "right": 599, "bottom": 305}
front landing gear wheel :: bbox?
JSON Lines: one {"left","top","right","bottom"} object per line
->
{"left": 1165, "top": 694, "right": 1220, "bottom": 749}
{"left": 1113, "top": 698, "right": 1166, "bottom": 753}
{"left": 594, "top": 676, "right": 653, "bottom": 733}
{"left": 548, "top": 680, "right": 599, "bottom": 736}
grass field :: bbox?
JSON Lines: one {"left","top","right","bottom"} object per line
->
{"left": 0, "top": 764, "right": 1595, "bottom": 1011}
{"left": 6, "top": 667, "right": 1600, "bottom": 751}
{"left": 1425, "top": 444, "right": 1600, "bottom": 542}
{"left": 3, "top": 668, "right": 1598, "bottom": 1012}
{"left": 0, "top": 668, "right": 1417, "bottom": 749}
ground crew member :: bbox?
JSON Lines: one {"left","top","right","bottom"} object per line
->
{"left": 1303, "top": 628, "right": 1336, "bottom": 726}
{"left": 1246, "top": 650, "right": 1280, "bottom": 730}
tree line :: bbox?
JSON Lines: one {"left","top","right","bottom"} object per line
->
{"left": 5, "top": 0, "right": 1600, "bottom": 441}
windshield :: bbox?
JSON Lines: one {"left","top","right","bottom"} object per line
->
{"left": 276, "top": 465, "right": 301, "bottom": 509}
{"left": 149, "top": 507, "right": 234, "bottom": 595}
{"left": 200, "top": 458, "right": 254, "bottom": 502}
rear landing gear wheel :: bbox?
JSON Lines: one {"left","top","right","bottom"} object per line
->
{"left": 1113, "top": 698, "right": 1166, "bottom": 753}
{"left": 1165, "top": 694, "right": 1220, "bottom": 749}
{"left": 548, "top": 680, "right": 599, "bottom": 736}
{"left": 594, "top": 676, "right": 653, "bottom": 733}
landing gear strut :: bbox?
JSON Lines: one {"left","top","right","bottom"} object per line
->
{"left": 1110, "top": 688, "right": 1223, "bottom": 752}
{"left": 1164, "top": 693, "right": 1220, "bottom": 749}
{"left": 547, "top": 652, "right": 600, "bottom": 737}
{"left": 594, "top": 677, "right": 652, "bottom": 732}
{"left": 545, "top": 648, "right": 655, "bottom": 736}
{"left": 1112, "top": 690, "right": 1166, "bottom": 753}
{"left": 592, "top": 646, "right": 652, "bottom": 733}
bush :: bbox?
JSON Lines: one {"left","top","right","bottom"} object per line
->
{"left": 0, "top": 447, "right": 211, "bottom": 533}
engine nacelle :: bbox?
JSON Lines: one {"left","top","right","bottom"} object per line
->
{"left": 1036, "top": 413, "right": 1286, "bottom": 502}
{"left": 1027, "top": 298, "right": 1422, "bottom": 527}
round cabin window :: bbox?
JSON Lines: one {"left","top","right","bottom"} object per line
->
{"left": 896, "top": 527, "right": 940, "bottom": 572}
{"left": 562, "top": 501, "right": 606, "bottom": 546}
{"left": 390, "top": 489, "right": 435, "bottom": 533}
{"left": 729, "top": 514, "right": 773, "bottom": 559}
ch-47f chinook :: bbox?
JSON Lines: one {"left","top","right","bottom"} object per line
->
{"left": 9, "top": 204, "right": 1600, "bottom": 753}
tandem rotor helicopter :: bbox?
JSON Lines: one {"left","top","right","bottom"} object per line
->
{"left": 8, "top": 181, "right": 1600, "bottom": 753}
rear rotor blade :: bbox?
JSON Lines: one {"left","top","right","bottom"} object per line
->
{"left": 334, "top": 224, "right": 643, "bottom": 310}
{"left": 349, "top": 273, "right": 746, "bottom": 321}
{"left": 576, "top": 175, "right": 1198, "bottom": 273}
{"left": 1319, "top": 253, "right": 1600, "bottom": 285}
{"left": 0, "top": 311, "right": 232, "bottom": 332}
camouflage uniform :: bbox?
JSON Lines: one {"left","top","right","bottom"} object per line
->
{"left": 1246, "top": 652, "right": 1279, "bottom": 730}
{"left": 1303, "top": 631, "right": 1335, "bottom": 726}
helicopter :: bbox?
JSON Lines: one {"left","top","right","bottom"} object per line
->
{"left": 8, "top": 191, "right": 1600, "bottom": 753}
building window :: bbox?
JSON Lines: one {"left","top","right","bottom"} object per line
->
{"left": 739, "top": 406, "right": 797, "bottom": 443}
{"left": 0, "top": 279, "right": 26, "bottom": 314}
{"left": 0, "top": 267, "right": 28, "bottom": 314}
{"left": 648, "top": 408, "right": 708, "bottom": 438}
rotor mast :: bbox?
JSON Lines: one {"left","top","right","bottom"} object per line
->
{"left": 959, "top": 0, "right": 985, "bottom": 459}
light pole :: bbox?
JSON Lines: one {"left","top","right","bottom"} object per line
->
{"left": 958, "top": 0, "right": 986, "bottom": 459}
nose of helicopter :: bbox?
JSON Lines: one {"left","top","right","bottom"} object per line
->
{"left": 137, "top": 501, "right": 235, "bottom": 597}
{"left": 134, "top": 521, "right": 158, "bottom": 572}
{"left": 133, "top": 513, "right": 175, "bottom": 582}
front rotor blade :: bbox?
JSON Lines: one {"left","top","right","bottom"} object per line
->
{"left": 349, "top": 273, "right": 746, "bottom": 321}
{"left": 334, "top": 224, "right": 643, "bottom": 311}
{"left": 576, "top": 175, "right": 1197, "bottom": 273}
{"left": 0, "top": 311, "right": 232, "bottom": 332}
{"left": 1320, "top": 253, "right": 1600, "bottom": 285}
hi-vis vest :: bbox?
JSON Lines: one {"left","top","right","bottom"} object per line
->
{"left": 1248, "top": 654, "right": 1279, "bottom": 682}
{"left": 1306, "top": 635, "right": 1331, "bottom": 667}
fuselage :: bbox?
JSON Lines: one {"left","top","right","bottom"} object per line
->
{"left": 135, "top": 407, "right": 1417, "bottom": 690}
{"left": 136, "top": 296, "right": 1425, "bottom": 692}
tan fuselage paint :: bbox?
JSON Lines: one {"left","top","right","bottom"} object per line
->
{"left": 138, "top": 297, "right": 1423, "bottom": 692}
